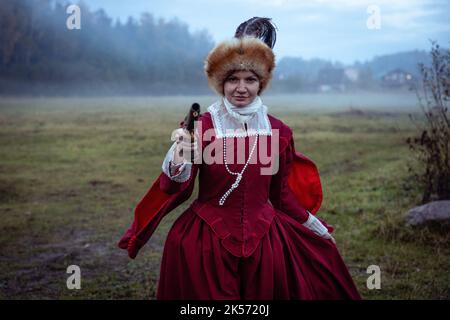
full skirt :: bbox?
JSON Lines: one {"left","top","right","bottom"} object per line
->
{"left": 157, "top": 207, "right": 361, "bottom": 300}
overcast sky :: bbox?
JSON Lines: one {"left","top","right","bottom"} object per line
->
{"left": 83, "top": 0, "right": 450, "bottom": 64}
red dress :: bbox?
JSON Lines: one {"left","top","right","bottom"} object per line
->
{"left": 118, "top": 112, "right": 361, "bottom": 300}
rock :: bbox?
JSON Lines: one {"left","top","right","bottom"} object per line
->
{"left": 405, "top": 200, "right": 450, "bottom": 226}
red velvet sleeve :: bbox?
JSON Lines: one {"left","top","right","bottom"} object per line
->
{"left": 160, "top": 163, "right": 199, "bottom": 195}
{"left": 269, "top": 135, "right": 309, "bottom": 224}
{"left": 118, "top": 164, "right": 199, "bottom": 259}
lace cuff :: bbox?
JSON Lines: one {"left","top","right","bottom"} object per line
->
{"left": 161, "top": 142, "right": 192, "bottom": 183}
{"left": 302, "top": 211, "right": 329, "bottom": 237}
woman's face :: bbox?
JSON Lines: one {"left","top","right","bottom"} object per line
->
{"left": 223, "top": 70, "right": 260, "bottom": 107}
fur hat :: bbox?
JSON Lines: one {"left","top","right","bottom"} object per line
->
{"left": 204, "top": 17, "right": 277, "bottom": 96}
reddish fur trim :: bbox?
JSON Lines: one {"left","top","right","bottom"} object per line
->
{"left": 204, "top": 37, "right": 275, "bottom": 95}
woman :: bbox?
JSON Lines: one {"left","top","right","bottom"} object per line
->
{"left": 119, "top": 18, "right": 361, "bottom": 300}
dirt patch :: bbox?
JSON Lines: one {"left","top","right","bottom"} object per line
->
{"left": 1, "top": 224, "right": 164, "bottom": 299}
{"left": 0, "top": 182, "right": 21, "bottom": 203}
{"left": 46, "top": 189, "right": 79, "bottom": 200}
{"left": 88, "top": 180, "right": 111, "bottom": 187}
{"left": 88, "top": 180, "right": 128, "bottom": 193}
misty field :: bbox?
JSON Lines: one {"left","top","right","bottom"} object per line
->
{"left": 0, "top": 93, "right": 449, "bottom": 299}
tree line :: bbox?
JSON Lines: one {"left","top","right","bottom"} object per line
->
{"left": 0, "top": 0, "right": 215, "bottom": 95}
{"left": 0, "top": 0, "right": 436, "bottom": 96}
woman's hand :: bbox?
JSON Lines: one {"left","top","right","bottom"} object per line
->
{"left": 322, "top": 233, "right": 336, "bottom": 244}
{"left": 171, "top": 128, "right": 200, "bottom": 165}
{"left": 302, "top": 212, "right": 336, "bottom": 244}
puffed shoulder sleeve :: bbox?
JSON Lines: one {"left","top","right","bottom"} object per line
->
{"left": 269, "top": 127, "right": 309, "bottom": 224}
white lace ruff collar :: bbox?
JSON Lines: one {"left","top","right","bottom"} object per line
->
{"left": 207, "top": 98, "right": 272, "bottom": 138}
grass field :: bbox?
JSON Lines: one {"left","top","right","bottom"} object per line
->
{"left": 0, "top": 93, "right": 449, "bottom": 299}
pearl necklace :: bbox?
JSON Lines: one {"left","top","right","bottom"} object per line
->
{"left": 219, "top": 133, "right": 259, "bottom": 206}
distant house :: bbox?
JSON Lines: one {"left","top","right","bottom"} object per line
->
{"left": 382, "top": 69, "right": 414, "bottom": 88}
{"left": 344, "top": 67, "right": 359, "bottom": 82}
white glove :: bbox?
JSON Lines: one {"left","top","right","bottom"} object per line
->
{"left": 302, "top": 212, "right": 336, "bottom": 244}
